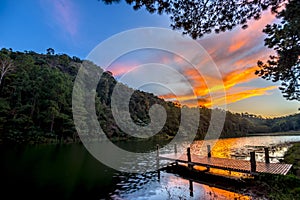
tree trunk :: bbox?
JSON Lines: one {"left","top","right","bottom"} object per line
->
{"left": 50, "top": 113, "right": 55, "bottom": 132}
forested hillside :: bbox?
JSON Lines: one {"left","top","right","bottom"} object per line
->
{"left": 0, "top": 48, "right": 299, "bottom": 144}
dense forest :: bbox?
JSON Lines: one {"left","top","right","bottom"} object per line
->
{"left": 0, "top": 48, "right": 299, "bottom": 144}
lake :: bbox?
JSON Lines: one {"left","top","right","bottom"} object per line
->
{"left": 1, "top": 135, "right": 300, "bottom": 199}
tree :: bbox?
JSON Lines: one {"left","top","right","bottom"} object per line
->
{"left": 103, "top": 0, "right": 299, "bottom": 103}
{"left": 102, "top": 0, "right": 284, "bottom": 39}
{"left": 0, "top": 53, "right": 15, "bottom": 88}
{"left": 46, "top": 48, "right": 55, "bottom": 55}
{"left": 256, "top": 0, "right": 300, "bottom": 101}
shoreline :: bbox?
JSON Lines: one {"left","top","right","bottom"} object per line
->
{"left": 246, "top": 131, "right": 300, "bottom": 137}
{"left": 2, "top": 131, "right": 300, "bottom": 145}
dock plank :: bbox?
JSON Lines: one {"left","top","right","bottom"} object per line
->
{"left": 159, "top": 153, "right": 292, "bottom": 175}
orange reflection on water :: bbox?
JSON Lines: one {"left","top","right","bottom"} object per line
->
{"left": 191, "top": 138, "right": 247, "bottom": 159}
{"left": 190, "top": 138, "right": 251, "bottom": 178}
{"left": 193, "top": 165, "right": 252, "bottom": 179}
{"left": 190, "top": 138, "right": 237, "bottom": 158}
{"left": 211, "top": 138, "right": 240, "bottom": 158}
{"left": 202, "top": 185, "right": 251, "bottom": 200}
{"left": 164, "top": 173, "right": 251, "bottom": 199}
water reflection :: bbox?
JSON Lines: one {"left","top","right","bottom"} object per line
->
{"left": 110, "top": 171, "right": 250, "bottom": 200}
{"left": 191, "top": 135, "right": 300, "bottom": 163}
{"left": 1, "top": 135, "right": 300, "bottom": 199}
{"left": 109, "top": 135, "right": 300, "bottom": 199}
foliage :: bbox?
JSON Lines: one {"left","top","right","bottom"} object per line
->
{"left": 284, "top": 142, "right": 300, "bottom": 177}
{"left": 252, "top": 142, "right": 300, "bottom": 199}
{"left": 102, "top": 0, "right": 284, "bottom": 39}
{"left": 99, "top": 0, "right": 300, "bottom": 107}
{"left": 0, "top": 50, "right": 15, "bottom": 87}
{"left": 0, "top": 49, "right": 77, "bottom": 143}
{"left": 101, "top": 0, "right": 300, "bottom": 103}
{"left": 256, "top": 0, "right": 300, "bottom": 101}
{"left": 256, "top": 173, "right": 300, "bottom": 199}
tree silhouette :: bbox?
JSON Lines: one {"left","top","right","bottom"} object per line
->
{"left": 102, "top": 0, "right": 299, "bottom": 103}
{"left": 46, "top": 48, "right": 55, "bottom": 55}
{"left": 102, "top": 0, "right": 284, "bottom": 39}
{"left": 256, "top": 0, "right": 300, "bottom": 101}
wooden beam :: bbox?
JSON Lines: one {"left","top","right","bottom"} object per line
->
{"left": 264, "top": 147, "right": 270, "bottom": 164}
{"left": 187, "top": 147, "right": 192, "bottom": 169}
{"left": 250, "top": 151, "right": 256, "bottom": 173}
{"left": 207, "top": 145, "right": 211, "bottom": 158}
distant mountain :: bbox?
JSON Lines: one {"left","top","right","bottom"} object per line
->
{"left": 0, "top": 48, "right": 299, "bottom": 144}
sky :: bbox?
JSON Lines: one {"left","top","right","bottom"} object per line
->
{"left": 0, "top": 0, "right": 299, "bottom": 117}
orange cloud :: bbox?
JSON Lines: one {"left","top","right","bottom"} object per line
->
{"left": 107, "top": 11, "right": 279, "bottom": 110}
{"left": 107, "top": 63, "right": 139, "bottom": 77}
{"left": 203, "top": 86, "right": 277, "bottom": 107}
{"left": 223, "top": 66, "right": 259, "bottom": 89}
{"left": 227, "top": 10, "right": 277, "bottom": 53}
{"left": 160, "top": 65, "right": 275, "bottom": 108}
{"left": 199, "top": 9, "right": 277, "bottom": 75}
{"left": 183, "top": 68, "right": 210, "bottom": 96}
{"left": 183, "top": 65, "right": 260, "bottom": 97}
{"left": 228, "top": 40, "right": 247, "bottom": 53}
{"left": 161, "top": 85, "right": 277, "bottom": 108}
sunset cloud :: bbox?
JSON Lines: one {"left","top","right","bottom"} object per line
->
{"left": 106, "top": 10, "right": 280, "bottom": 110}
{"left": 223, "top": 66, "right": 259, "bottom": 89}
{"left": 228, "top": 40, "right": 247, "bottom": 53}
{"left": 203, "top": 86, "right": 278, "bottom": 107}
{"left": 199, "top": 10, "right": 277, "bottom": 73}
{"left": 107, "top": 63, "right": 140, "bottom": 77}
{"left": 159, "top": 65, "right": 274, "bottom": 108}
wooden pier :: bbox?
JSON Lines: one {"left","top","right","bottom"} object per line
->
{"left": 158, "top": 145, "right": 292, "bottom": 176}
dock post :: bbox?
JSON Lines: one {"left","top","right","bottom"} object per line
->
{"left": 264, "top": 147, "right": 270, "bottom": 164}
{"left": 174, "top": 143, "right": 178, "bottom": 166}
{"left": 156, "top": 144, "right": 160, "bottom": 170}
{"left": 206, "top": 145, "right": 211, "bottom": 171}
{"left": 250, "top": 151, "right": 256, "bottom": 173}
{"left": 207, "top": 145, "right": 211, "bottom": 158}
{"left": 156, "top": 144, "right": 160, "bottom": 181}
{"left": 187, "top": 147, "right": 192, "bottom": 169}
{"left": 189, "top": 180, "right": 194, "bottom": 197}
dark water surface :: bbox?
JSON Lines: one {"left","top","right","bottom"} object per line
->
{"left": 1, "top": 135, "right": 300, "bottom": 199}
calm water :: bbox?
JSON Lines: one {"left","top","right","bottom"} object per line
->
{"left": 1, "top": 135, "right": 300, "bottom": 199}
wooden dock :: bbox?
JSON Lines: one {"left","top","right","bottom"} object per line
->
{"left": 158, "top": 146, "right": 292, "bottom": 176}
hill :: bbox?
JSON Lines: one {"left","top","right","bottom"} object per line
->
{"left": 0, "top": 48, "right": 299, "bottom": 144}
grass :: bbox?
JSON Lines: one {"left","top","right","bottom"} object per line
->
{"left": 283, "top": 142, "right": 300, "bottom": 177}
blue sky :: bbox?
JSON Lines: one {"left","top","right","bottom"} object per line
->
{"left": 0, "top": 0, "right": 299, "bottom": 117}
{"left": 0, "top": 0, "right": 169, "bottom": 57}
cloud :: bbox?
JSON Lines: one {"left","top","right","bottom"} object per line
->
{"left": 223, "top": 66, "right": 259, "bottom": 89}
{"left": 199, "top": 10, "right": 277, "bottom": 73}
{"left": 159, "top": 65, "right": 275, "bottom": 108}
{"left": 107, "top": 63, "right": 140, "bottom": 77}
{"left": 107, "top": 11, "right": 279, "bottom": 109}
{"left": 228, "top": 40, "right": 247, "bottom": 53}
{"left": 54, "top": 0, "right": 77, "bottom": 36}
{"left": 203, "top": 86, "right": 278, "bottom": 107}
{"left": 41, "top": 0, "right": 78, "bottom": 37}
